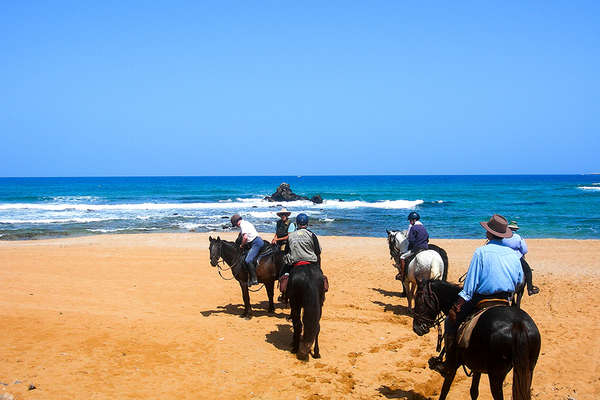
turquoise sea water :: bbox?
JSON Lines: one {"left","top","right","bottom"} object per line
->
{"left": 0, "top": 175, "right": 598, "bottom": 240}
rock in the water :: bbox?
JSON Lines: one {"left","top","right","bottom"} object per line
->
{"left": 310, "top": 195, "right": 323, "bottom": 204}
{"left": 264, "top": 183, "right": 323, "bottom": 204}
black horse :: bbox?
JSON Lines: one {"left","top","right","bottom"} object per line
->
{"left": 209, "top": 236, "right": 284, "bottom": 319}
{"left": 412, "top": 280, "right": 541, "bottom": 400}
{"left": 288, "top": 263, "right": 325, "bottom": 360}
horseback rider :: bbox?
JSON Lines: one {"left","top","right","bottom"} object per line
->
{"left": 398, "top": 211, "right": 429, "bottom": 281}
{"left": 231, "top": 214, "right": 263, "bottom": 287}
{"left": 502, "top": 220, "right": 539, "bottom": 296}
{"left": 430, "top": 214, "right": 523, "bottom": 377}
{"left": 271, "top": 207, "right": 296, "bottom": 250}
{"left": 278, "top": 213, "right": 321, "bottom": 300}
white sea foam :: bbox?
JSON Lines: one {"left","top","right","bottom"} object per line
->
{"left": 0, "top": 198, "right": 424, "bottom": 212}
{"left": 320, "top": 199, "right": 424, "bottom": 209}
{"left": 578, "top": 186, "right": 600, "bottom": 191}
{"left": 178, "top": 222, "right": 225, "bottom": 231}
{"left": 87, "top": 227, "right": 161, "bottom": 233}
{"left": 320, "top": 218, "right": 335, "bottom": 222}
{"left": 0, "top": 217, "right": 111, "bottom": 224}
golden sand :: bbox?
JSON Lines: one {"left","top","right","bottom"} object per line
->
{"left": 1, "top": 233, "right": 599, "bottom": 399}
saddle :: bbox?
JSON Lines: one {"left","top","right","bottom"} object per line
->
{"left": 457, "top": 299, "right": 509, "bottom": 349}
{"left": 240, "top": 241, "right": 278, "bottom": 262}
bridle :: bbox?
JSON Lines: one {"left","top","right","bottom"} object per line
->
{"left": 414, "top": 281, "right": 446, "bottom": 351}
{"left": 209, "top": 240, "right": 265, "bottom": 292}
{"left": 210, "top": 241, "right": 235, "bottom": 280}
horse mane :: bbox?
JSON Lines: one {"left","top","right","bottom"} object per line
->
{"left": 425, "top": 279, "right": 462, "bottom": 313}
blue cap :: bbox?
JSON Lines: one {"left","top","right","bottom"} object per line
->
{"left": 296, "top": 213, "right": 309, "bottom": 226}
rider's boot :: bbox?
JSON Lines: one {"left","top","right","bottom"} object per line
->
{"left": 429, "top": 333, "right": 457, "bottom": 377}
{"left": 247, "top": 261, "right": 259, "bottom": 286}
{"left": 278, "top": 273, "right": 289, "bottom": 303}
{"left": 396, "top": 259, "right": 405, "bottom": 281}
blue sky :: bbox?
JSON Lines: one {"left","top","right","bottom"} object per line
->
{"left": 2, "top": 1, "right": 599, "bottom": 176}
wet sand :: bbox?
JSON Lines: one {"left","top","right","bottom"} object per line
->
{"left": 1, "top": 233, "right": 599, "bottom": 399}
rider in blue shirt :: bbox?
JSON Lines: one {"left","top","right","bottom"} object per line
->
{"left": 431, "top": 214, "right": 523, "bottom": 377}
{"left": 502, "top": 221, "right": 539, "bottom": 296}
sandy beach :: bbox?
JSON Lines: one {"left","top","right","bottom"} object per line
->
{"left": 1, "top": 233, "right": 599, "bottom": 400}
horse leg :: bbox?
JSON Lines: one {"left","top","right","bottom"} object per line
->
{"left": 312, "top": 319, "right": 321, "bottom": 359}
{"left": 265, "top": 280, "right": 275, "bottom": 313}
{"left": 438, "top": 368, "right": 457, "bottom": 400}
{"left": 291, "top": 305, "right": 302, "bottom": 353}
{"left": 408, "top": 281, "right": 417, "bottom": 311}
{"left": 240, "top": 282, "right": 252, "bottom": 319}
{"left": 488, "top": 373, "right": 507, "bottom": 400}
{"left": 470, "top": 372, "right": 481, "bottom": 400}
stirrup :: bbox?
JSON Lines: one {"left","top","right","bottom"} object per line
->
{"left": 528, "top": 286, "right": 540, "bottom": 295}
{"left": 428, "top": 356, "right": 451, "bottom": 377}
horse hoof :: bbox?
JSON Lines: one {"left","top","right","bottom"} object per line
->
{"left": 312, "top": 352, "right": 321, "bottom": 359}
{"left": 268, "top": 307, "right": 275, "bottom": 313}
{"left": 296, "top": 352, "right": 309, "bottom": 361}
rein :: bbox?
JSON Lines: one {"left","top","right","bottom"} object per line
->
{"left": 415, "top": 281, "right": 446, "bottom": 352}
{"left": 212, "top": 242, "right": 265, "bottom": 291}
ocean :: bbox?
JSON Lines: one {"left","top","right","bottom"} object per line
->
{"left": 0, "top": 175, "right": 598, "bottom": 240}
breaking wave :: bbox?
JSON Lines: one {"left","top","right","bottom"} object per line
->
{"left": 0, "top": 198, "right": 424, "bottom": 211}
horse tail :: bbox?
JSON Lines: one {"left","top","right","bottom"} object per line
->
{"left": 511, "top": 320, "right": 532, "bottom": 400}
{"left": 298, "top": 270, "right": 323, "bottom": 359}
{"left": 428, "top": 244, "right": 449, "bottom": 281}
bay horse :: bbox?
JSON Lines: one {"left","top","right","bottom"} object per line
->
{"left": 412, "top": 279, "right": 541, "bottom": 400}
{"left": 386, "top": 230, "right": 449, "bottom": 310}
{"left": 287, "top": 262, "right": 325, "bottom": 360}
{"left": 208, "top": 236, "right": 284, "bottom": 319}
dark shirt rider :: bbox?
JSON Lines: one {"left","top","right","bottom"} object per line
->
{"left": 399, "top": 211, "right": 429, "bottom": 278}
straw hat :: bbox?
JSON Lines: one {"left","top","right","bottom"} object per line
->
{"left": 480, "top": 214, "right": 513, "bottom": 238}
{"left": 508, "top": 220, "right": 520, "bottom": 230}
{"left": 276, "top": 207, "right": 291, "bottom": 217}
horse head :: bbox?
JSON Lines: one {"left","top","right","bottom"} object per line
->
{"left": 387, "top": 229, "right": 409, "bottom": 257}
{"left": 412, "top": 279, "right": 439, "bottom": 336}
{"left": 208, "top": 236, "right": 222, "bottom": 267}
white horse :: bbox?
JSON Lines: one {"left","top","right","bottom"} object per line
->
{"left": 387, "top": 230, "right": 447, "bottom": 310}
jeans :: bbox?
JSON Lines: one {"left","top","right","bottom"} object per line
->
{"left": 245, "top": 236, "right": 264, "bottom": 265}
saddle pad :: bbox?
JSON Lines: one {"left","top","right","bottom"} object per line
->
{"left": 258, "top": 243, "right": 275, "bottom": 258}
{"left": 457, "top": 304, "right": 506, "bottom": 349}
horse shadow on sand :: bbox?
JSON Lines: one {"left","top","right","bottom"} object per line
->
{"left": 371, "top": 288, "right": 412, "bottom": 317}
{"left": 200, "top": 301, "right": 289, "bottom": 319}
{"left": 377, "top": 385, "right": 430, "bottom": 400}
{"left": 265, "top": 323, "right": 293, "bottom": 351}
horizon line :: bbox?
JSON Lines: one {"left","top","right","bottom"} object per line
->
{"left": 0, "top": 173, "right": 595, "bottom": 179}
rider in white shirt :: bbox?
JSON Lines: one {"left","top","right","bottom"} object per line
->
{"left": 231, "top": 214, "right": 263, "bottom": 286}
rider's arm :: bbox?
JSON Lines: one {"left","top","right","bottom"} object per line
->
{"left": 407, "top": 226, "right": 417, "bottom": 250}
{"left": 311, "top": 232, "right": 322, "bottom": 265}
{"left": 520, "top": 237, "right": 528, "bottom": 256}
{"left": 240, "top": 234, "right": 248, "bottom": 247}
{"left": 458, "top": 249, "right": 483, "bottom": 301}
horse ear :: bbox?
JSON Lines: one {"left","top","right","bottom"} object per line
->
{"left": 209, "top": 236, "right": 213, "bottom": 241}
{"left": 216, "top": 236, "right": 221, "bottom": 242}
{"left": 386, "top": 229, "right": 391, "bottom": 235}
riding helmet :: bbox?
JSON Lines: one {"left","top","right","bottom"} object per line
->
{"left": 231, "top": 214, "right": 242, "bottom": 227}
{"left": 296, "top": 213, "right": 309, "bottom": 226}
{"left": 407, "top": 211, "right": 420, "bottom": 221}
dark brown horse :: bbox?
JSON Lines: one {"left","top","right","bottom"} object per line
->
{"left": 288, "top": 262, "right": 325, "bottom": 360}
{"left": 209, "top": 236, "right": 284, "bottom": 319}
{"left": 412, "top": 280, "right": 541, "bottom": 400}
